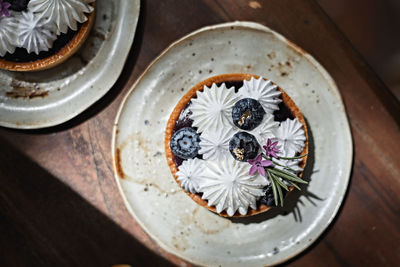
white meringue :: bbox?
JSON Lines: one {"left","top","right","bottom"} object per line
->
{"left": 198, "top": 127, "right": 234, "bottom": 161}
{"left": 28, "top": 0, "right": 95, "bottom": 34}
{"left": 271, "top": 118, "right": 306, "bottom": 157}
{"left": 199, "top": 157, "right": 268, "bottom": 216}
{"left": 238, "top": 77, "right": 282, "bottom": 114}
{"left": 176, "top": 158, "right": 205, "bottom": 193}
{"left": 248, "top": 112, "right": 279, "bottom": 146}
{"left": 274, "top": 158, "right": 303, "bottom": 173}
{"left": 190, "top": 83, "right": 240, "bottom": 133}
{"left": 0, "top": 15, "right": 18, "bottom": 56}
{"left": 16, "top": 11, "right": 57, "bottom": 55}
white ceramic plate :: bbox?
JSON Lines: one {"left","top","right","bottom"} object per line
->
{"left": 0, "top": 0, "right": 140, "bottom": 129}
{"left": 112, "top": 21, "right": 353, "bottom": 266}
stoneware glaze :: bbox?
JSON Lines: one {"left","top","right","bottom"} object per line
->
{"left": 112, "top": 21, "right": 353, "bottom": 266}
{"left": 0, "top": 0, "right": 140, "bottom": 129}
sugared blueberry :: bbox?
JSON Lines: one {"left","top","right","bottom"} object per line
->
{"left": 170, "top": 127, "right": 200, "bottom": 159}
{"left": 229, "top": 132, "right": 260, "bottom": 161}
{"left": 6, "top": 0, "right": 29, "bottom": 11}
{"left": 232, "top": 98, "right": 265, "bottom": 130}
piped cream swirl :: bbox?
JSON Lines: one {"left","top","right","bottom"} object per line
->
{"left": 271, "top": 118, "right": 306, "bottom": 157}
{"left": 0, "top": 14, "right": 18, "bottom": 56}
{"left": 28, "top": 0, "right": 95, "bottom": 34}
{"left": 199, "top": 127, "right": 234, "bottom": 161}
{"left": 190, "top": 83, "right": 239, "bottom": 133}
{"left": 247, "top": 112, "right": 279, "bottom": 146}
{"left": 199, "top": 157, "right": 268, "bottom": 216}
{"left": 239, "top": 77, "right": 282, "bottom": 114}
{"left": 176, "top": 158, "right": 205, "bottom": 194}
{"left": 17, "top": 11, "right": 57, "bottom": 54}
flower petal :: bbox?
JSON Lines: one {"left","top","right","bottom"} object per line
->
{"left": 260, "top": 160, "right": 273, "bottom": 167}
{"left": 249, "top": 165, "right": 258, "bottom": 175}
{"left": 267, "top": 138, "right": 271, "bottom": 147}
{"left": 248, "top": 158, "right": 257, "bottom": 165}
{"left": 258, "top": 166, "right": 266, "bottom": 176}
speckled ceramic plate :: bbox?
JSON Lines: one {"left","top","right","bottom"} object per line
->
{"left": 112, "top": 21, "right": 353, "bottom": 266}
{"left": 0, "top": 0, "right": 140, "bottom": 129}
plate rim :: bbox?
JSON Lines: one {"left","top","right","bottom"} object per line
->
{"left": 0, "top": 0, "right": 141, "bottom": 129}
{"left": 111, "top": 21, "right": 353, "bottom": 266}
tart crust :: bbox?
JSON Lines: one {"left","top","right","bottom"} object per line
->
{"left": 0, "top": 3, "right": 96, "bottom": 72}
{"left": 165, "top": 73, "right": 308, "bottom": 217}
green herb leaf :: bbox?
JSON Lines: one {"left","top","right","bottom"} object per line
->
{"left": 278, "top": 153, "right": 308, "bottom": 160}
{"left": 269, "top": 168, "right": 308, "bottom": 184}
{"left": 287, "top": 181, "right": 302, "bottom": 191}
{"left": 271, "top": 159, "right": 298, "bottom": 173}
{"left": 275, "top": 177, "right": 284, "bottom": 207}
{"left": 268, "top": 172, "right": 279, "bottom": 206}
{"left": 270, "top": 172, "right": 289, "bottom": 191}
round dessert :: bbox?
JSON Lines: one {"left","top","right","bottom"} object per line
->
{"left": 0, "top": 0, "right": 96, "bottom": 72}
{"left": 165, "top": 74, "right": 309, "bottom": 217}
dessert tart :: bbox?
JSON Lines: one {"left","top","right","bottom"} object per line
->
{"left": 165, "top": 73, "right": 309, "bottom": 217}
{"left": 0, "top": 0, "right": 95, "bottom": 71}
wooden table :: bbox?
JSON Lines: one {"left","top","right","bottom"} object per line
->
{"left": 1, "top": 0, "right": 399, "bottom": 266}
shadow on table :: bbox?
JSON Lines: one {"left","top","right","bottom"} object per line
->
{"left": 0, "top": 136, "right": 174, "bottom": 267}
{"left": 228, "top": 120, "right": 323, "bottom": 224}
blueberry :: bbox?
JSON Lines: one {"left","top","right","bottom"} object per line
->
{"left": 232, "top": 98, "right": 265, "bottom": 130}
{"left": 229, "top": 132, "right": 260, "bottom": 161}
{"left": 6, "top": 0, "right": 30, "bottom": 11}
{"left": 259, "top": 184, "right": 288, "bottom": 206}
{"left": 170, "top": 127, "right": 200, "bottom": 159}
{"left": 259, "top": 185, "right": 275, "bottom": 206}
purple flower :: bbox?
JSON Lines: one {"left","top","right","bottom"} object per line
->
{"left": 248, "top": 155, "right": 272, "bottom": 176}
{"left": 263, "top": 138, "right": 280, "bottom": 158}
{"left": 0, "top": 0, "right": 11, "bottom": 18}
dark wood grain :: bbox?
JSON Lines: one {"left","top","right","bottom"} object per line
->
{"left": 0, "top": 0, "right": 399, "bottom": 266}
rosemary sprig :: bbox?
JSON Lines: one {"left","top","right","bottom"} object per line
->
{"left": 276, "top": 177, "right": 284, "bottom": 207}
{"left": 268, "top": 171, "right": 279, "bottom": 206}
{"left": 266, "top": 167, "right": 307, "bottom": 207}
{"left": 249, "top": 138, "right": 308, "bottom": 207}
{"left": 271, "top": 158, "right": 297, "bottom": 173}
{"left": 270, "top": 172, "right": 289, "bottom": 191}
{"left": 257, "top": 153, "right": 308, "bottom": 206}
{"left": 278, "top": 154, "right": 307, "bottom": 160}
{"left": 269, "top": 168, "right": 308, "bottom": 184}
{"left": 287, "top": 180, "right": 301, "bottom": 191}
